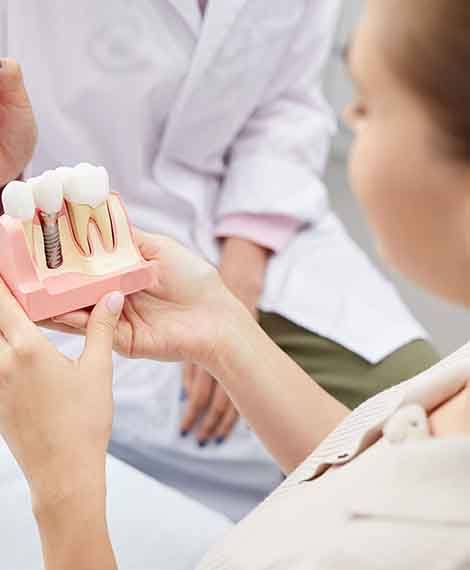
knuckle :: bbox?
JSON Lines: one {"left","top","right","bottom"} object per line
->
{"left": 12, "top": 337, "right": 36, "bottom": 360}
{"left": 192, "top": 398, "right": 207, "bottom": 413}
{"left": 94, "top": 317, "right": 115, "bottom": 334}
{"left": 212, "top": 403, "right": 227, "bottom": 417}
{"left": 203, "top": 416, "right": 217, "bottom": 431}
{"left": 0, "top": 347, "right": 15, "bottom": 376}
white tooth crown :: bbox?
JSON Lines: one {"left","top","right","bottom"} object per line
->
{"left": 63, "top": 163, "right": 110, "bottom": 208}
{"left": 32, "top": 170, "right": 64, "bottom": 214}
{"left": 2, "top": 181, "right": 36, "bottom": 220}
{"left": 54, "top": 166, "right": 74, "bottom": 186}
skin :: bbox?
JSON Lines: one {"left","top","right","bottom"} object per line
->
{"left": 181, "top": 237, "right": 269, "bottom": 445}
{"left": 0, "top": 283, "right": 123, "bottom": 570}
{"left": 343, "top": 2, "right": 470, "bottom": 306}
{"left": 0, "top": 59, "right": 37, "bottom": 189}
{"left": 1, "top": 0, "right": 470, "bottom": 566}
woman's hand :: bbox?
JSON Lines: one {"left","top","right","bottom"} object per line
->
{"left": 0, "top": 282, "right": 123, "bottom": 509}
{"left": 0, "top": 282, "right": 123, "bottom": 569}
{"left": 51, "top": 231, "right": 241, "bottom": 369}
{"left": 49, "top": 230, "right": 349, "bottom": 473}
{"left": 180, "top": 237, "right": 269, "bottom": 445}
{"left": 0, "top": 59, "right": 37, "bottom": 187}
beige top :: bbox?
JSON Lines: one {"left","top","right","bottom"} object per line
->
{"left": 199, "top": 360, "right": 470, "bottom": 569}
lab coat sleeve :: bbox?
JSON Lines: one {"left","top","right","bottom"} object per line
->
{"left": 214, "top": 212, "right": 302, "bottom": 252}
{"left": 216, "top": 1, "right": 341, "bottom": 241}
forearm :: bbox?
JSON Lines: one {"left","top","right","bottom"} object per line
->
{"left": 210, "top": 302, "right": 349, "bottom": 473}
{"left": 33, "top": 460, "right": 117, "bottom": 570}
{"left": 219, "top": 236, "right": 270, "bottom": 302}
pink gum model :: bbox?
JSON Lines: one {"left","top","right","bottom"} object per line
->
{"left": 0, "top": 194, "right": 155, "bottom": 322}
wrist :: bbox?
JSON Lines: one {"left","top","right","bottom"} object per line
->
{"left": 30, "top": 449, "right": 107, "bottom": 518}
{"left": 207, "top": 294, "right": 261, "bottom": 380}
{"left": 220, "top": 237, "right": 269, "bottom": 307}
{"left": 34, "top": 466, "right": 115, "bottom": 570}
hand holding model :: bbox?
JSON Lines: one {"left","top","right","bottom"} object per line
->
{"left": 53, "top": 231, "right": 239, "bottom": 371}
{"left": 0, "top": 277, "right": 123, "bottom": 568}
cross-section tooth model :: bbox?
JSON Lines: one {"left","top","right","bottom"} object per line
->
{"left": 64, "top": 163, "right": 114, "bottom": 255}
{"left": 0, "top": 164, "right": 155, "bottom": 321}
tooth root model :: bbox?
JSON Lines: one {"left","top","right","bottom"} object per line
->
{"left": 32, "top": 170, "right": 64, "bottom": 269}
{"left": 64, "top": 164, "right": 114, "bottom": 255}
{"left": 0, "top": 163, "right": 155, "bottom": 322}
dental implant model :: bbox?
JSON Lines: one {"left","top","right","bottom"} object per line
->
{"left": 0, "top": 163, "right": 155, "bottom": 321}
{"left": 32, "top": 171, "right": 64, "bottom": 269}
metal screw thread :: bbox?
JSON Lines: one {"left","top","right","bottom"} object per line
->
{"left": 38, "top": 212, "right": 63, "bottom": 269}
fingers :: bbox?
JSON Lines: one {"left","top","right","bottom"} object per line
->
{"left": 181, "top": 362, "right": 195, "bottom": 401}
{"left": 213, "top": 405, "right": 239, "bottom": 445}
{"left": 0, "top": 58, "right": 25, "bottom": 95}
{"left": 81, "top": 292, "right": 124, "bottom": 368}
{"left": 0, "top": 277, "right": 36, "bottom": 343}
{"left": 180, "top": 366, "right": 215, "bottom": 437}
{"left": 52, "top": 309, "right": 91, "bottom": 331}
{"left": 197, "top": 384, "right": 239, "bottom": 445}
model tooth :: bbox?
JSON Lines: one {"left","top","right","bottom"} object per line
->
{"left": 2, "top": 181, "right": 36, "bottom": 220}
{"left": 66, "top": 202, "right": 92, "bottom": 255}
{"left": 63, "top": 163, "right": 110, "bottom": 207}
{"left": 31, "top": 170, "right": 64, "bottom": 214}
{"left": 91, "top": 202, "right": 114, "bottom": 251}
{"left": 54, "top": 166, "right": 74, "bottom": 186}
{"left": 63, "top": 164, "right": 113, "bottom": 255}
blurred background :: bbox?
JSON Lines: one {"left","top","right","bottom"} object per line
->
{"left": 324, "top": 1, "right": 470, "bottom": 356}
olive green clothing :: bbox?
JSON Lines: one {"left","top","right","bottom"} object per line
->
{"left": 259, "top": 312, "right": 439, "bottom": 410}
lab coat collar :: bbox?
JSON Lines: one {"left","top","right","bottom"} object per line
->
{"left": 166, "top": 0, "right": 202, "bottom": 36}
{"left": 185, "top": 0, "right": 249, "bottom": 80}
{"left": 159, "top": 0, "right": 249, "bottom": 156}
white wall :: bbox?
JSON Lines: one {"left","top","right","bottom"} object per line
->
{"left": 323, "top": 2, "right": 470, "bottom": 356}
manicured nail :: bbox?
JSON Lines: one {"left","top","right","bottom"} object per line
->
{"left": 106, "top": 291, "right": 124, "bottom": 315}
{"left": 198, "top": 440, "right": 207, "bottom": 448}
{"left": 180, "top": 430, "right": 189, "bottom": 437}
{"left": 180, "top": 387, "right": 187, "bottom": 402}
{"left": 215, "top": 436, "right": 225, "bottom": 445}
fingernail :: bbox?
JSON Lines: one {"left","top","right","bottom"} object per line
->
{"left": 180, "top": 387, "right": 187, "bottom": 402}
{"left": 215, "top": 436, "right": 225, "bottom": 445}
{"left": 106, "top": 291, "right": 124, "bottom": 315}
{"left": 180, "top": 430, "right": 189, "bottom": 438}
{"left": 198, "top": 440, "right": 207, "bottom": 448}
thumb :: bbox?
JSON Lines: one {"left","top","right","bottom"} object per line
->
{"left": 0, "top": 59, "right": 27, "bottom": 97}
{"left": 82, "top": 291, "right": 124, "bottom": 367}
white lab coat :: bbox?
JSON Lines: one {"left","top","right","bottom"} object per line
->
{"left": 0, "top": 0, "right": 426, "bottom": 520}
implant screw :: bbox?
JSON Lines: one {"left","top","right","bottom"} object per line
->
{"left": 38, "top": 211, "right": 63, "bottom": 269}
